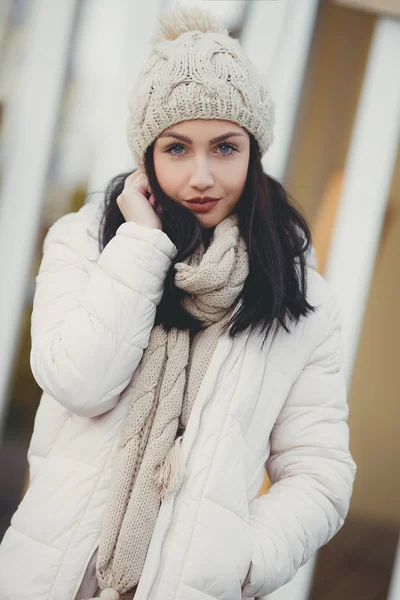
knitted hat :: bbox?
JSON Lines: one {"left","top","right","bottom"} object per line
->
{"left": 127, "top": 3, "right": 276, "bottom": 167}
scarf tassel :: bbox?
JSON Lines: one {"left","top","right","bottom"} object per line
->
{"left": 87, "top": 588, "right": 120, "bottom": 599}
{"left": 154, "top": 435, "right": 186, "bottom": 501}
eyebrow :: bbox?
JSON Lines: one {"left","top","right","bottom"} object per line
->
{"left": 158, "top": 130, "right": 246, "bottom": 144}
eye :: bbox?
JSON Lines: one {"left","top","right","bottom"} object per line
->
{"left": 217, "top": 143, "right": 238, "bottom": 155}
{"left": 165, "top": 142, "right": 238, "bottom": 157}
{"left": 165, "top": 143, "right": 186, "bottom": 156}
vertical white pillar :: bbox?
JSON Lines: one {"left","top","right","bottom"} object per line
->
{"left": 83, "top": 0, "right": 166, "bottom": 194}
{"left": 388, "top": 535, "right": 400, "bottom": 600}
{"left": 241, "top": 0, "right": 319, "bottom": 182}
{"left": 324, "top": 17, "right": 400, "bottom": 382}
{"left": 0, "top": 0, "right": 78, "bottom": 438}
{"left": 0, "top": 0, "right": 13, "bottom": 58}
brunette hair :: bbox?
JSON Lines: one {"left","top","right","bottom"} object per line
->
{"left": 98, "top": 135, "right": 316, "bottom": 343}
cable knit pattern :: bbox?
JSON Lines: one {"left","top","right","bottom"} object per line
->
{"left": 96, "top": 214, "right": 249, "bottom": 596}
{"left": 127, "top": 4, "right": 275, "bottom": 167}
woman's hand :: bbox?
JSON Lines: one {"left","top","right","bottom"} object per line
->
{"left": 116, "top": 169, "right": 163, "bottom": 230}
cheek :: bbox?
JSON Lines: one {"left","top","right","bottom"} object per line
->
{"left": 154, "top": 155, "right": 180, "bottom": 193}
{"left": 223, "top": 161, "right": 248, "bottom": 199}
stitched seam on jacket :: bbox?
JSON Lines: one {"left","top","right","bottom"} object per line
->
{"left": 179, "top": 581, "right": 218, "bottom": 598}
{"left": 269, "top": 306, "right": 338, "bottom": 421}
{"left": 45, "top": 217, "right": 92, "bottom": 273}
{"left": 47, "top": 430, "right": 120, "bottom": 599}
{"left": 202, "top": 495, "right": 245, "bottom": 521}
{"left": 28, "top": 409, "right": 70, "bottom": 476}
{"left": 173, "top": 350, "right": 244, "bottom": 597}
{"left": 249, "top": 516, "right": 293, "bottom": 594}
{"left": 270, "top": 306, "right": 331, "bottom": 383}
{"left": 8, "top": 523, "right": 63, "bottom": 552}
{"left": 251, "top": 542, "right": 268, "bottom": 597}
{"left": 95, "top": 259, "right": 159, "bottom": 301}
{"left": 78, "top": 304, "right": 151, "bottom": 349}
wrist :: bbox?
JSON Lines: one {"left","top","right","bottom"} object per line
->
{"left": 127, "top": 219, "right": 162, "bottom": 231}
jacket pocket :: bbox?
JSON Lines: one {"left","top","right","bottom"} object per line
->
{"left": 241, "top": 561, "right": 252, "bottom": 590}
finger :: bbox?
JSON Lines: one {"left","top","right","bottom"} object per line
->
{"left": 125, "top": 169, "right": 144, "bottom": 187}
{"left": 126, "top": 171, "right": 139, "bottom": 184}
{"left": 126, "top": 171, "right": 152, "bottom": 196}
{"left": 150, "top": 195, "right": 163, "bottom": 215}
{"left": 127, "top": 178, "right": 149, "bottom": 198}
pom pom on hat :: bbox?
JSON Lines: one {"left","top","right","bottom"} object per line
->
{"left": 152, "top": 2, "right": 228, "bottom": 45}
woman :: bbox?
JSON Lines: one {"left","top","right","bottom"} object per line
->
{"left": 0, "top": 5, "right": 356, "bottom": 600}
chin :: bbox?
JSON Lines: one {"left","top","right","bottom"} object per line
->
{"left": 196, "top": 208, "right": 231, "bottom": 229}
{"left": 197, "top": 215, "right": 221, "bottom": 229}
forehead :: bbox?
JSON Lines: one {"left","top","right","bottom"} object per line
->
{"left": 157, "top": 119, "right": 248, "bottom": 141}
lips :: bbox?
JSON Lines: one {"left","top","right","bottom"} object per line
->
{"left": 186, "top": 196, "right": 219, "bottom": 204}
{"left": 185, "top": 198, "right": 220, "bottom": 213}
{"left": 184, "top": 196, "right": 220, "bottom": 213}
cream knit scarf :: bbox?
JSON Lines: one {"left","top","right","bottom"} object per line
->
{"left": 94, "top": 214, "right": 248, "bottom": 599}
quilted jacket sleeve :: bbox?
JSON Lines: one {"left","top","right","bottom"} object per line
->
{"left": 30, "top": 209, "right": 176, "bottom": 418}
{"left": 242, "top": 293, "right": 357, "bottom": 598}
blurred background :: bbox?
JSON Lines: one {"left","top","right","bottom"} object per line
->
{"left": 0, "top": 1, "right": 399, "bottom": 599}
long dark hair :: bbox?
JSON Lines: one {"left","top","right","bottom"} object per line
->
{"left": 98, "top": 135, "right": 316, "bottom": 343}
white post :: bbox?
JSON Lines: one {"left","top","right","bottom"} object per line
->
{"left": 0, "top": 0, "right": 78, "bottom": 438}
{"left": 82, "top": 0, "right": 166, "bottom": 194}
{"left": 388, "top": 536, "right": 400, "bottom": 600}
{"left": 240, "top": 0, "right": 319, "bottom": 182}
{"left": 323, "top": 16, "right": 400, "bottom": 381}
{"left": 0, "top": 0, "right": 13, "bottom": 58}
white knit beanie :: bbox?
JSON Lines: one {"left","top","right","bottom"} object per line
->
{"left": 127, "top": 3, "right": 276, "bottom": 167}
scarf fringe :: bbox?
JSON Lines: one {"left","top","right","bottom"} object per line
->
{"left": 153, "top": 435, "right": 186, "bottom": 501}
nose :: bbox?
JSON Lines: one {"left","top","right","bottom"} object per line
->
{"left": 188, "top": 157, "right": 215, "bottom": 191}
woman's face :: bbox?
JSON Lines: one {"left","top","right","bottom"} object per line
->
{"left": 153, "top": 119, "right": 250, "bottom": 228}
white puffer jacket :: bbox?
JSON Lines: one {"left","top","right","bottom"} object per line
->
{"left": 0, "top": 195, "right": 356, "bottom": 600}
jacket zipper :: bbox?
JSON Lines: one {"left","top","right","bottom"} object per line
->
{"left": 145, "top": 340, "right": 233, "bottom": 600}
{"left": 73, "top": 542, "right": 99, "bottom": 600}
